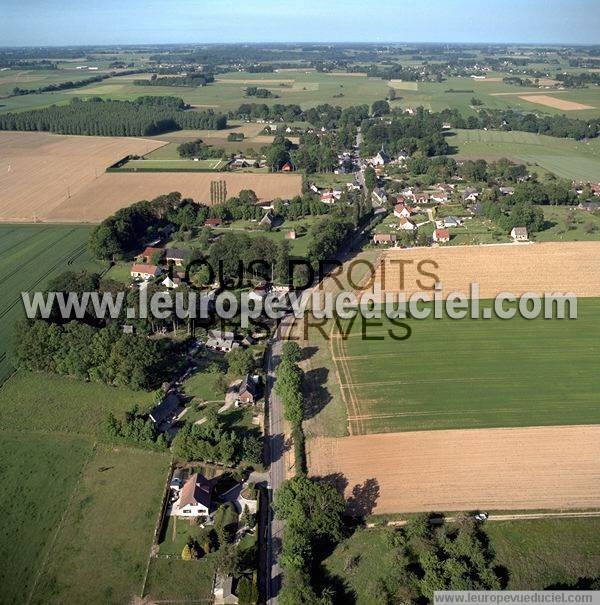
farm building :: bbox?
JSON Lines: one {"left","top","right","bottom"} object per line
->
{"left": 139, "top": 246, "right": 164, "bottom": 263}
{"left": 173, "top": 473, "right": 212, "bottom": 518}
{"left": 373, "top": 233, "right": 397, "bottom": 245}
{"left": 131, "top": 263, "right": 161, "bottom": 280}
{"left": 511, "top": 226, "right": 529, "bottom": 242}
{"left": 433, "top": 228, "right": 450, "bottom": 243}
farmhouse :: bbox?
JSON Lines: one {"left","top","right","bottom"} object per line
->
{"left": 511, "top": 226, "right": 529, "bottom": 242}
{"left": 373, "top": 233, "right": 397, "bottom": 245}
{"left": 174, "top": 473, "right": 212, "bottom": 519}
{"left": 433, "top": 228, "right": 450, "bottom": 243}
{"left": 165, "top": 248, "right": 190, "bottom": 266}
{"left": 131, "top": 263, "right": 161, "bottom": 280}
{"left": 237, "top": 374, "right": 260, "bottom": 405}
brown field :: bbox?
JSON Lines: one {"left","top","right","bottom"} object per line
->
{"left": 44, "top": 172, "right": 302, "bottom": 222}
{"left": 388, "top": 80, "right": 419, "bottom": 91}
{"left": 0, "top": 130, "right": 301, "bottom": 222}
{"left": 0, "top": 131, "right": 165, "bottom": 222}
{"left": 364, "top": 242, "right": 600, "bottom": 300}
{"left": 308, "top": 425, "right": 600, "bottom": 514}
{"left": 518, "top": 95, "right": 594, "bottom": 110}
{"left": 216, "top": 78, "right": 295, "bottom": 85}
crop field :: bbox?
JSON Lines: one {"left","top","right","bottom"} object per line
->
{"left": 329, "top": 297, "right": 600, "bottom": 436}
{"left": 0, "top": 369, "right": 169, "bottom": 605}
{"left": 323, "top": 518, "right": 600, "bottom": 601}
{"left": 0, "top": 224, "right": 104, "bottom": 384}
{"left": 449, "top": 129, "right": 600, "bottom": 181}
{"left": 49, "top": 171, "right": 302, "bottom": 222}
{"left": 0, "top": 131, "right": 165, "bottom": 221}
{"left": 518, "top": 94, "right": 595, "bottom": 111}
{"left": 308, "top": 425, "right": 600, "bottom": 513}
{"left": 120, "top": 157, "right": 229, "bottom": 171}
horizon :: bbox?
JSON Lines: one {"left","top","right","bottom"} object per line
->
{"left": 2, "top": 0, "right": 599, "bottom": 47}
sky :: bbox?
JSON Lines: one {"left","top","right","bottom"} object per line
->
{"left": 1, "top": 0, "right": 599, "bottom": 47}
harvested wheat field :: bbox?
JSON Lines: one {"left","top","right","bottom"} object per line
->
{"left": 0, "top": 131, "right": 165, "bottom": 222}
{"left": 44, "top": 171, "right": 302, "bottom": 222}
{"left": 308, "top": 425, "right": 600, "bottom": 514}
{"left": 364, "top": 242, "right": 600, "bottom": 300}
{"left": 519, "top": 95, "right": 594, "bottom": 110}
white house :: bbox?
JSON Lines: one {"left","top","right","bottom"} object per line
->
{"left": 372, "top": 187, "right": 388, "bottom": 205}
{"left": 399, "top": 216, "right": 416, "bottom": 231}
{"left": 394, "top": 203, "right": 412, "bottom": 219}
{"left": 443, "top": 216, "right": 461, "bottom": 228}
{"left": 174, "top": 473, "right": 212, "bottom": 518}
{"left": 511, "top": 226, "right": 529, "bottom": 242}
{"left": 430, "top": 192, "right": 448, "bottom": 203}
{"left": 371, "top": 147, "right": 390, "bottom": 166}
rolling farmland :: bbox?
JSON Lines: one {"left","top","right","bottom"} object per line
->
{"left": 0, "top": 224, "right": 103, "bottom": 384}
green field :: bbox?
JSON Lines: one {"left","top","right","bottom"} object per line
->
{"left": 326, "top": 298, "right": 600, "bottom": 435}
{"left": 323, "top": 519, "right": 600, "bottom": 603}
{"left": 144, "top": 557, "right": 215, "bottom": 601}
{"left": 0, "top": 433, "right": 93, "bottom": 605}
{"left": 449, "top": 129, "right": 600, "bottom": 181}
{"left": 117, "top": 157, "right": 228, "bottom": 172}
{"left": 0, "top": 370, "right": 169, "bottom": 604}
{"left": 0, "top": 225, "right": 104, "bottom": 385}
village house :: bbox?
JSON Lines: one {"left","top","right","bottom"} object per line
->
{"left": 372, "top": 187, "right": 388, "bottom": 205}
{"left": 399, "top": 216, "right": 416, "bottom": 231}
{"left": 149, "top": 391, "right": 182, "bottom": 426}
{"left": 259, "top": 211, "right": 274, "bottom": 228}
{"left": 430, "top": 191, "right": 448, "bottom": 203}
{"left": 590, "top": 183, "right": 600, "bottom": 196}
{"left": 373, "top": 233, "right": 397, "bottom": 245}
{"left": 511, "top": 226, "right": 529, "bottom": 242}
{"left": 579, "top": 201, "right": 600, "bottom": 212}
{"left": 393, "top": 203, "right": 412, "bottom": 219}
{"left": 463, "top": 188, "right": 479, "bottom": 203}
{"left": 166, "top": 248, "right": 190, "bottom": 266}
{"left": 174, "top": 473, "right": 212, "bottom": 519}
{"left": 433, "top": 228, "right": 450, "bottom": 243}
{"left": 414, "top": 193, "right": 429, "bottom": 204}
{"left": 204, "top": 218, "right": 222, "bottom": 227}
{"left": 499, "top": 186, "right": 515, "bottom": 196}
{"left": 281, "top": 161, "right": 293, "bottom": 172}
{"left": 131, "top": 263, "right": 161, "bottom": 280}
{"left": 214, "top": 576, "right": 238, "bottom": 605}
{"left": 443, "top": 216, "right": 461, "bottom": 228}
{"left": 237, "top": 374, "right": 260, "bottom": 405}
{"left": 206, "top": 330, "right": 239, "bottom": 352}
{"left": 371, "top": 147, "right": 391, "bottom": 166}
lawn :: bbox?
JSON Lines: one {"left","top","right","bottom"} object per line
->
{"left": 449, "top": 129, "right": 600, "bottom": 181}
{"left": 327, "top": 297, "right": 600, "bottom": 435}
{"left": 31, "top": 445, "right": 170, "bottom": 605}
{"left": 0, "top": 433, "right": 93, "bottom": 605}
{"left": 0, "top": 224, "right": 105, "bottom": 384}
{"left": 322, "top": 519, "right": 600, "bottom": 603}
{"left": 144, "top": 557, "right": 215, "bottom": 602}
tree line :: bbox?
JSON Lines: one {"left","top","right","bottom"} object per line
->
{"left": 10, "top": 73, "right": 110, "bottom": 97}
{"left": 134, "top": 72, "right": 214, "bottom": 87}
{"left": 0, "top": 96, "right": 227, "bottom": 137}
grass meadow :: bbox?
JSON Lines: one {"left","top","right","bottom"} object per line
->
{"left": 319, "top": 297, "right": 600, "bottom": 435}
{"left": 536, "top": 205, "right": 600, "bottom": 242}
{"left": 323, "top": 519, "right": 600, "bottom": 603}
{"left": 0, "top": 371, "right": 169, "bottom": 604}
{"left": 0, "top": 224, "right": 104, "bottom": 385}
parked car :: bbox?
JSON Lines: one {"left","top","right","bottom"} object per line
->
{"left": 474, "top": 512, "right": 488, "bottom": 522}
